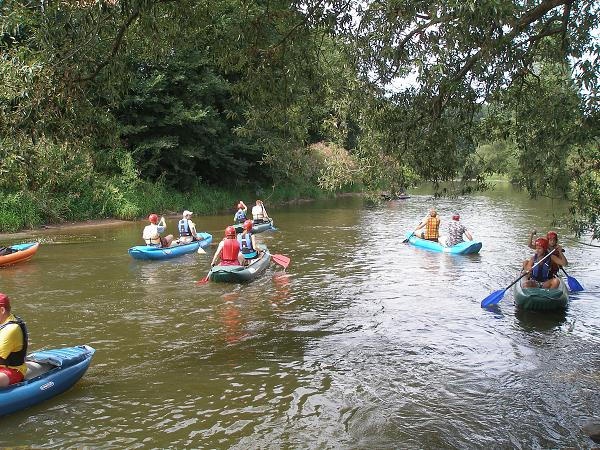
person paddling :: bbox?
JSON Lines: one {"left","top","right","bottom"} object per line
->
{"left": 142, "top": 214, "right": 173, "bottom": 248}
{"left": 177, "top": 210, "right": 201, "bottom": 244}
{"left": 211, "top": 226, "right": 241, "bottom": 267}
{"left": 439, "top": 213, "right": 473, "bottom": 247}
{"left": 252, "top": 200, "right": 270, "bottom": 224}
{"left": 414, "top": 208, "right": 440, "bottom": 242}
{"left": 528, "top": 230, "right": 568, "bottom": 277}
{"left": 522, "top": 237, "right": 567, "bottom": 289}
{"left": 233, "top": 201, "right": 248, "bottom": 225}
{"left": 0, "top": 293, "right": 28, "bottom": 388}
{"left": 238, "top": 220, "right": 262, "bottom": 265}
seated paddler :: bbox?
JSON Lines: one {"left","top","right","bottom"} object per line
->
{"left": 414, "top": 208, "right": 440, "bottom": 242}
{"left": 142, "top": 214, "right": 173, "bottom": 248}
{"left": 233, "top": 201, "right": 248, "bottom": 225}
{"left": 238, "top": 220, "right": 262, "bottom": 265}
{"left": 522, "top": 237, "right": 567, "bottom": 289}
{"left": 251, "top": 200, "right": 270, "bottom": 224}
{"left": 178, "top": 210, "right": 201, "bottom": 244}
{"left": 0, "top": 293, "right": 28, "bottom": 388}
{"left": 211, "top": 226, "right": 241, "bottom": 267}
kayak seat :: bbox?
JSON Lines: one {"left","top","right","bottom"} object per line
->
{"left": 24, "top": 361, "right": 55, "bottom": 380}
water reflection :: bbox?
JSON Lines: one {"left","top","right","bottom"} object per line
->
{"left": 515, "top": 308, "right": 567, "bottom": 331}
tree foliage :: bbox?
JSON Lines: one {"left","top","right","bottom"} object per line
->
{"left": 0, "top": 0, "right": 598, "bottom": 237}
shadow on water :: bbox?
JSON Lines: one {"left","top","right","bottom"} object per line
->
{"left": 515, "top": 307, "right": 567, "bottom": 331}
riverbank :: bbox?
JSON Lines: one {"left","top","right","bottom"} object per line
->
{"left": 0, "top": 191, "right": 364, "bottom": 241}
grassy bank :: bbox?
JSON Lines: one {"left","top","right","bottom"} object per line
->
{"left": 0, "top": 181, "right": 356, "bottom": 233}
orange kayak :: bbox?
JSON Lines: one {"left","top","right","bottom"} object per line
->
{"left": 0, "top": 243, "right": 40, "bottom": 267}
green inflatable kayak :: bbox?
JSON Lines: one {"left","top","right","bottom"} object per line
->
{"left": 208, "top": 245, "right": 271, "bottom": 283}
{"left": 513, "top": 276, "right": 569, "bottom": 311}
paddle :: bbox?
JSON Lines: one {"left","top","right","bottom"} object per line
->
{"left": 481, "top": 249, "right": 556, "bottom": 308}
{"left": 271, "top": 254, "right": 290, "bottom": 269}
{"left": 402, "top": 229, "right": 418, "bottom": 244}
{"left": 561, "top": 267, "right": 584, "bottom": 292}
{"left": 197, "top": 247, "right": 206, "bottom": 254}
{"left": 195, "top": 270, "right": 211, "bottom": 284}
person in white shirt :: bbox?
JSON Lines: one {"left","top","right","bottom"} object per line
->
{"left": 142, "top": 214, "right": 173, "bottom": 247}
{"left": 177, "top": 210, "right": 200, "bottom": 244}
{"left": 251, "top": 200, "right": 270, "bottom": 224}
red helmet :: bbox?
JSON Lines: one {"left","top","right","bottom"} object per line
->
{"left": 243, "top": 219, "right": 253, "bottom": 231}
{"left": 148, "top": 214, "right": 159, "bottom": 224}
{"left": 547, "top": 231, "right": 558, "bottom": 240}
{"left": 535, "top": 237, "right": 549, "bottom": 251}
{"left": 225, "top": 226, "right": 236, "bottom": 237}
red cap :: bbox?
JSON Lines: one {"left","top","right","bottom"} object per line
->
{"left": 148, "top": 214, "right": 158, "bottom": 224}
{"left": 0, "top": 293, "right": 10, "bottom": 308}
{"left": 243, "top": 219, "right": 253, "bottom": 231}
{"left": 225, "top": 226, "right": 236, "bottom": 237}
{"left": 547, "top": 231, "right": 558, "bottom": 240}
{"left": 535, "top": 237, "right": 549, "bottom": 251}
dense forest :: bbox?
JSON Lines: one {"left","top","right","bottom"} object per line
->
{"left": 0, "top": 0, "right": 598, "bottom": 238}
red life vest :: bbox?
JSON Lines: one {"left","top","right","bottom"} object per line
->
{"left": 221, "top": 238, "right": 240, "bottom": 263}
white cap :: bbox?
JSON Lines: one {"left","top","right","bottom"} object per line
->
{"left": 183, "top": 210, "right": 193, "bottom": 217}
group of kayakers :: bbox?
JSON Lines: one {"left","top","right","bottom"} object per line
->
{"left": 522, "top": 230, "right": 568, "bottom": 289}
{"left": 0, "top": 200, "right": 274, "bottom": 389}
{"left": 143, "top": 200, "right": 271, "bottom": 267}
{"left": 413, "top": 208, "right": 473, "bottom": 247}
{"left": 412, "top": 207, "right": 569, "bottom": 290}
{"left": 233, "top": 199, "right": 271, "bottom": 225}
{"left": 210, "top": 221, "right": 265, "bottom": 267}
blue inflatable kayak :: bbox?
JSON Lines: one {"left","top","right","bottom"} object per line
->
{"left": 404, "top": 232, "right": 482, "bottom": 255}
{"left": 128, "top": 232, "right": 212, "bottom": 260}
{"left": 0, "top": 345, "right": 95, "bottom": 417}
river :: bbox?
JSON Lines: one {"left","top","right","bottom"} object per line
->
{"left": 1, "top": 183, "right": 599, "bottom": 448}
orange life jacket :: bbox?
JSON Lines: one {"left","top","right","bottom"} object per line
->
{"left": 425, "top": 217, "right": 440, "bottom": 239}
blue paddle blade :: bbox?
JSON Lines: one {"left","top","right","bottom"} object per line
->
{"left": 481, "top": 289, "right": 507, "bottom": 308}
{"left": 566, "top": 275, "right": 584, "bottom": 292}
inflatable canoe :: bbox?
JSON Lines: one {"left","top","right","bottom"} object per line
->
{"left": 128, "top": 233, "right": 212, "bottom": 260}
{"left": 404, "top": 233, "right": 482, "bottom": 255}
{"left": 0, "top": 242, "right": 40, "bottom": 267}
{"left": 208, "top": 245, "right": 271, "bottom": 283}
{"left": 0, "top": 345, "right": 95, "bottom": 417}
{"left": 513, "top": 276, "right": 569, "bottom": 311}
{"left": 233, "top": 219, "right": 275, "bottom": 235}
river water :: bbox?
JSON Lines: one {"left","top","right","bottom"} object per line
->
{"left": 1, "top": 184, "right": 599, "bottom": 448}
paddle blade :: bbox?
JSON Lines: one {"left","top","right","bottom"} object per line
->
{"left": 197, "top": 246, "right": 206, "bottom": 254}
{"left": 272, "top": 254, "right": 290, "bottom": 269}
{"left": 481, "top": 289, "right": 507, "bottom": 308}
{"left": 402, "top": 231, "right": 415, "bottom": 244}
{"left": 195, "top": 274, "right": 210, "bottom": 285}
{"left": 566, "top": 275, "right": 584, "bottom": 292}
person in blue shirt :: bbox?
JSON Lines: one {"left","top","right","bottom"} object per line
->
{"left": 233, "top": 201, "right": 248, "bottom": 224}
{"left": 237, "top": 220, "right": 262, "bottom": 265}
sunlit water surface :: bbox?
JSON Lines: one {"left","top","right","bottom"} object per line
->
{"left": 1, "top": 184, "right": 599, "bottom": 448}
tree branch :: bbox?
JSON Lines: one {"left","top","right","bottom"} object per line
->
{"left": 79, "top": 6, "right": 141, "bottom": 82}
{"left": 431, "top": 0, "right": 573, "bottom": 118}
